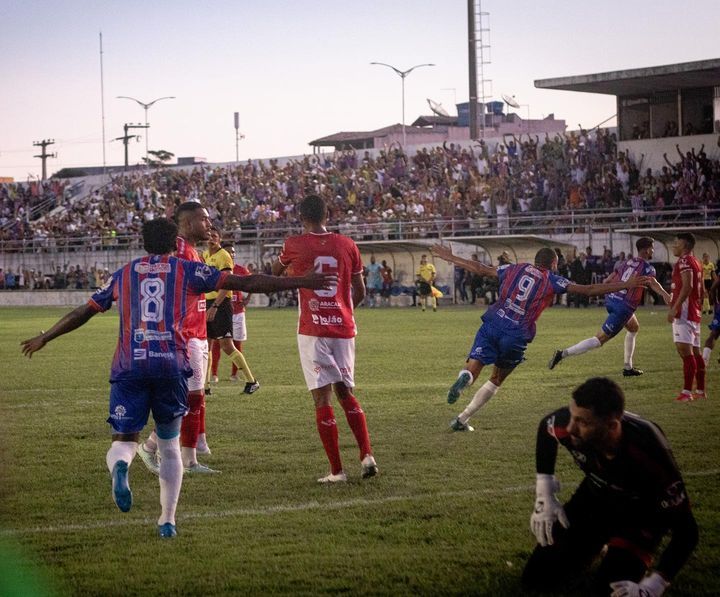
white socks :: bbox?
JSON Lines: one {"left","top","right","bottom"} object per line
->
{"left": 624, "top": 331, "right": 637, "bottom": 369}
{"left": 458, "top": 381, "right": 499, "bottom": 424}
{"left": 157, "top": 436, "right": 183, "bottom": 526}
{"left": 106, "top": 440, "right": 137, "bottom": 473}
{"left": 181, "top": 446, "right": 197, "bottom": 468}
{"left": 703, "top": 347, "right": 712, "bottom": 366}
{"left": 563, "top": 336, "right": 602, "bottom": 358}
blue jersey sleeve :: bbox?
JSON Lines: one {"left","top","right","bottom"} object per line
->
{"left": 645, "top": 263, "right": 657, "bottom": 277}
{"left": 549, "top": 273, "right": 572, "bottom": 295}
{"left": 183, "top": 260, "right": 224, "bottom": 294}
{"left": 89, "top": 272, "right": 118, "bottom": 312}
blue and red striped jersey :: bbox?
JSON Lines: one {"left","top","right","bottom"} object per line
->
{"left": 606, "top": 258, "right": 655, "bottom": 310}
{"left": 482, "top": 263, "right": 571, "bottom": 340}
{"left": 89, "top": 255, "right": 227, "bottom": 381}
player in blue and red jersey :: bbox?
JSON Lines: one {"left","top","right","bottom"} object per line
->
{"left": 21, "top": 218, "right": 335, "bottom": 538}
{"left": 548, "top": 237, "right": 659, "bottom": 377}
{"left": 702, "top": 276, "right": 720, "bottom": 368}
{"left": 430, "top": 245, "right": 650, "bottom": 432}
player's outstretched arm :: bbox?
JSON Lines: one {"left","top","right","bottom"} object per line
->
{"left": 569, "top": 275, "right": 652, "bottom": 297}
{"left": 430, "top": 244, "right": 497, "bottom": 278}
{"left": 221, "top": 271, "right": 337, "bottom": 294}
{"left": 649, "top": 277, "right": 672, "bottom": 305}
{"left": 20, "top": 304, "right": 97, "bottom": 358}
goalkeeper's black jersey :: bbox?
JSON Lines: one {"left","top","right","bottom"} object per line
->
{"left": 536, "top": 407, "right": 689, "bottom": 517}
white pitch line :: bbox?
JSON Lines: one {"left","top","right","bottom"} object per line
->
{"left": 2, "top": 468, "right": 718, "bottom": 537}
{"left": 0, "top": 484, "right": 531, "bottom": 537}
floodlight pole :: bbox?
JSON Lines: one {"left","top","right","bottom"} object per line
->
{"left": 116, "top": 95, "right": 175, "bottom": 163}
{"left": 370, "top": 62, "right": 435, "bottom": 148}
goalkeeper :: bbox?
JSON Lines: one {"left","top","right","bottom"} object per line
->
{"left": 522, "top": 377, "right": 697, "bottom": 596}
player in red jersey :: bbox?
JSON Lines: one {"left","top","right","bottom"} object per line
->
{"left": 668, "top": 233, "right": 704, "bottom": 402}
{"left": 272, "top": 195, "right": 378, "bottom": 483}
{"left": 21, "top": 218, "right": 337, "bottom": 538}
{"left": 138, "top": 201, "right": 217, "bottom": 474}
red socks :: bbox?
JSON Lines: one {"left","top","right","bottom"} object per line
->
{"left": 339, "top": 395, "right": 372, "bottom": 459}
{"left": 682, "top": 355, "right": 697, "bottom": 392}
{"left": 180, "top": 391, "right": 203, "bottom": 448}
{"left": 694, "top": 355, "right": 705, "bottom": 392}
{"left": 315, "top": 405, "right": 342, "bottom": 474}
{"left": 211, "top": 342, "right": 221, "bottom": 376}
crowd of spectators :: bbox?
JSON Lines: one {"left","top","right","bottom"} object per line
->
{"left": 0, "top": 178, "right": 70, "bottom": 242}
{"left": 2, "top": 131, "right": 719, "bottom": 251}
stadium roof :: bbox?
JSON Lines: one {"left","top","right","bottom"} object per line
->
{"left": 534, "top": 58, "right": 720, "bottom": 96}
{"left": 309, "top": 123, "right": 438, "bottom": 148}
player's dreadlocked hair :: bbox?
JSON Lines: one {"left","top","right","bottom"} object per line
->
{"left": 534, "top": 247, "right": 557, "bottom": 269}
{"left": 572, "top": 377, "right": 625, "bottom": 419}
{"left": 143, "top": 218, "right": 178, "bottom": 255}
{"left": 298, "top": 195, "right": 327, "bottom": 224}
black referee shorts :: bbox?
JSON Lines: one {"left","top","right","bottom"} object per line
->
{"left": 206, "top": 299, "right": 233, "bottom": 339}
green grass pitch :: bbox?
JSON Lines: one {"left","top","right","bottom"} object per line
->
{"left": 1, "top": 304, "right": 718, "bottom": 595}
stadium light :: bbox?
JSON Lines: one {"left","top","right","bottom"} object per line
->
{"left": 370, "top": 62, "right": 435, "bottom": 148}
{"left": 116, "top": 95, "right": 176, "bottom": 163}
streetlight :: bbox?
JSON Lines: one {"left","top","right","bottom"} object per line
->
{"left": 116, "top": 95, "right": 175, "bottom": 163}
{"left": 370, "top": 62, "right": 435, "bottom": 147}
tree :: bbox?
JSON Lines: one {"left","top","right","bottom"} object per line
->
{"left": 142, "top": 150, "right": 175, "bottom": 168}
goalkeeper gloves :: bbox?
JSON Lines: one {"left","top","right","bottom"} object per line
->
{"left": 530, "top": 473, "right": 569, "bottom": 547}
{"left": 610, "top": 572, "right": 670, "bottom": 597}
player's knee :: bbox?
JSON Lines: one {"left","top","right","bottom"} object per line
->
{"left": 595, "top": 545, "right": 649, "bottom": 587}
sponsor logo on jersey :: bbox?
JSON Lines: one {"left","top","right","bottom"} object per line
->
{"left": 309, "top": 298, "right": 342, "bottom": 311}
{"left": 311, "top": 314, "right": 344, "bottom": 326}
{"left": 133, "top": 348, "right": 147, "bottom": 360}
{"left": 111, "top": 405, "right": 127, "bottom": 420}
{"left": 194, "top": 264, "right": 214, "bottom": 281}
{"left": 198, "top": 298, "right": 207, "bottom": 311}
{"left": 134, "top": 329, "right": 173, "bottom": 343}
{"left": 149, "top": 350, "right": 174, "bottom": 359}
{"left": 308, "top": 298, "right": 320, "bottom": 311}
{"left": 135, "top": 262, "right": 171, "bottom": 274}
{"left": 660, "top": 480, "right": 687, "bottom": 509}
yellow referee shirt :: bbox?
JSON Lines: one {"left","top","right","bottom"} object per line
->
{"left": 417, "top": 262, "right": 436, "bottom": 283}
{"left": 202, "top": 248, "right": 233, "bottom": 300}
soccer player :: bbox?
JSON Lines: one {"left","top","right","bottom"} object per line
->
{"left": 20, "top": 218, "right": 335, "bottom": 538}
{"left": 272, "top": 194, "right": 378, "bottom": 483}
{"left": 701, "top": 252, "right": 717, "bottom": 314}
{"left": 138, "top": 202, "right": 215, "bottom": 474}
{"left": 702, "top": 277, "right": 720, "bottom": 367}
{"left": 365, "top": 255, "right": 383, "bottom": 308}
{"left": 223, "top": 242, "right": 254, "bottom": 382}
{"left": 203, "top": 229, "right": 259, "bottom": 395}
{"left": 430, "top": 244, "right": 650, "bottom": 432}
{"left": 548, "top": 237, "right": 657, "bottom": 376}
{"left": 523, "top": 377, "right": 697, "bottom": 595}
{"left": 668, "top": 233, "right": 704, "bottom": 402}
{"left": 416, "top": 254, "right": 437, "bottom": 312}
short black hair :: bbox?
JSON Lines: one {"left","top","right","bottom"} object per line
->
{"left": 143, "top": 218, "right": 178, "bottom": 255}
{"left": 298, "top": 195, "right": 327, "bottom": 224}
{"left": 572, "top": 377, "right": 625, "bottom": 419}
{"left": 676, "top": 232, "right": 696, "bottom": 250}
{"left": 174, "top": 201, "right": 204, "bottom": 224}
{"left": 221, "top": 241, "right": 234, "bottom": 250}
{"left": 534, "top": 247, "right": 557, "bottom": 269}
{"left": 636, "top": 236, "right": 654, "bottom": 251}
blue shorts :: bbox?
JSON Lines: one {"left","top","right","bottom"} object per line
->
{"left": 710, "top": 305, "right": 720, "bottom": 333}
{"left": 601, "top": 301, "right": 635, "bottom": 338}
{"left": 468, "top": 323, "right": 527, "bottom": 369}
{"left": 108, "top": 376, "right": 189, "bottom": 434}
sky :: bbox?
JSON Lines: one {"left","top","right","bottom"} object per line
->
{"left": 2, "top": 0, "right": 719, "bottom": 180}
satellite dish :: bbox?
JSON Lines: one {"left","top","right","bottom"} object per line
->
{"left": 502, "top": 94, "right": 520, "bottom": 109}
{"left": 427, "top": 98, "right": 451, "bottom": 117}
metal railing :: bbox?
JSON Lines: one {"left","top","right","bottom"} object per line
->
{"left": 1, "top": 206, "right": 718, "bottom": 255}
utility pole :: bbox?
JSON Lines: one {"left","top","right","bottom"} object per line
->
{"left": 112, "top": 123, "right": 149, "bottom": 169}
{"left": 33, "top": 139, "right": 56, "bottom": 181}
{"left": 234, "top": 112, "right": 245, "bottom": 162}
